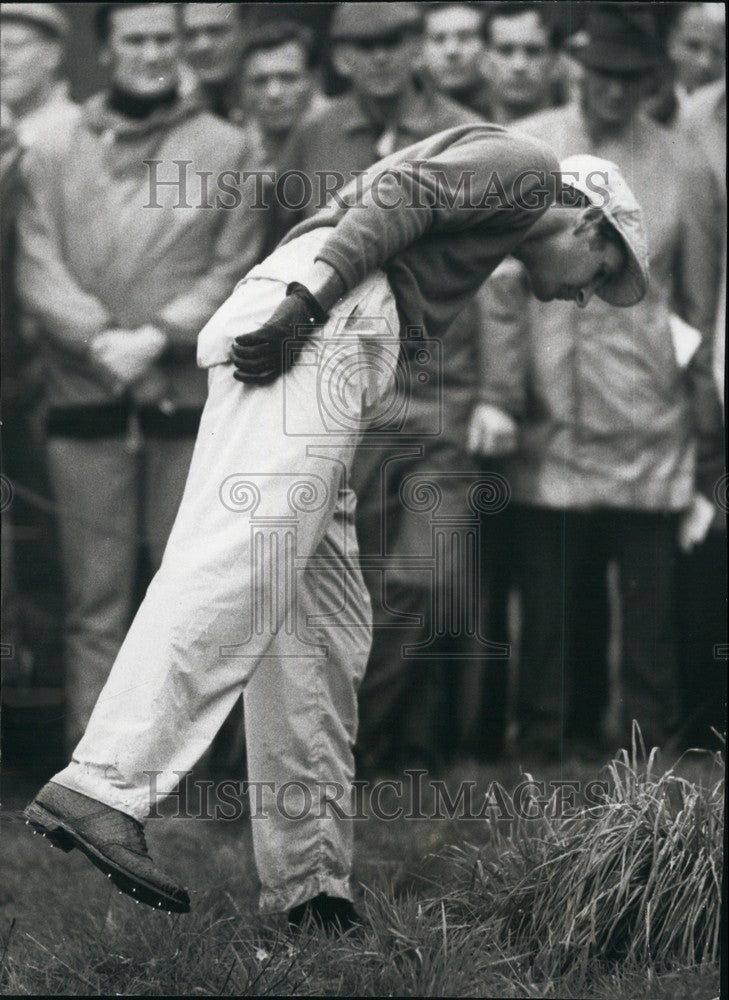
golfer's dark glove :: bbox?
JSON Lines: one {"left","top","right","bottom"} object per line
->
{"left": 232, "top": 282, "right": 328, "bottom": 386}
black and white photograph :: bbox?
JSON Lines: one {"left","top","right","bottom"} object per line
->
{"left": 0, "top": 2, "right": 726, "bottom": 996}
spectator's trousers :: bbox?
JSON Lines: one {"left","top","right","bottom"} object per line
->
{"left": 52, "top": 264, "right": 399, "bottom": 913}
{"left": 676, "top": 527, "right": 728, "bottom": 748}
{"left": 354, "top": 439, "right": 496, "bottom": 770}
{"left": 47, "top": 431, "right": 195, "bottom": 746}
{"left": 514, "top": 505, "right": 680, "bottom": 755}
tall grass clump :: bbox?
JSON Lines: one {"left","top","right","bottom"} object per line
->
{"left": 451, "top": 728, "right": 723, "bottom": 974}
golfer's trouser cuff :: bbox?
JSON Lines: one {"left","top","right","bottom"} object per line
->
{"left": 259, "top": 876, "right": 354, "bottom": 915}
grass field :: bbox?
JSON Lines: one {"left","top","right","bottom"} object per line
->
{"left": 0, "top": 743, "right": 723, "bottom": 998}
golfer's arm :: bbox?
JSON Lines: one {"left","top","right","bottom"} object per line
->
{"left": 311, "top": 163, "right": 436, "bottom": 296}
{"left": 309, "top": 132, "right": 560, "bottom": 299}
{"left": 305, "top": 259, "right": 348, "bottom": 312}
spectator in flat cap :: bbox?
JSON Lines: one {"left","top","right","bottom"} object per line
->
{"left": 15, "top": 1, "right": 266, "bottom": 749}
{"left": 422, "top": 3, "right": 493, "bottom": 119}
{"left": 475, "top": 1, "right": 722, "bottom": 760}
{"left": 181, "top": 3, "right": 247, "bottom": 122}
{"left": 277, "top": 2, "right": 480, "bottom": 223}
{"left": 329, "top": 1, "right": 422, "bottom": 42}
{"left": 0, "top": 2, "right": 79, "bottom": 146}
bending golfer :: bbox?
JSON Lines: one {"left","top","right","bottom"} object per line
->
{"left": 25, "top": 124, "right": 648, "bottom": 932}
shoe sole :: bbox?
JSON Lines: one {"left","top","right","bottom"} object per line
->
{"left": 24, "top": 801, "right": 191, "bottom": 914}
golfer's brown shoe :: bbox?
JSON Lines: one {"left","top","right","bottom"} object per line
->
{"left": 24, "top": 781, "right": 190, "bottom": 913}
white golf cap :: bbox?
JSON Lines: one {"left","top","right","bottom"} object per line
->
{"left": 560, "top": 154, "right": 649, "bottom": 307}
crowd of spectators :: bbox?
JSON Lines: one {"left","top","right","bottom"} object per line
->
{"left": 1, "top": 1, "right": 725, "bottom": 776}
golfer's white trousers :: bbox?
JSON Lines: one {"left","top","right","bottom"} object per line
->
{"left": 53, "top": 232, "right": 400, "bottom": 912}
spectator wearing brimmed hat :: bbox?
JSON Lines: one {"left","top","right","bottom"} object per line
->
{"left": 473, "top": 2, "right": 722, "bottom": 760}
{"left": 0, "top": 2, "right": 79, "bottom": 146}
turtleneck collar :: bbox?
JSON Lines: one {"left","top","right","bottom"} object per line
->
{"left": 107, "top": 85, "right": 178, "bottom": 121}
{"left": 81, "top": 90, "right": 203, "bottom": 176}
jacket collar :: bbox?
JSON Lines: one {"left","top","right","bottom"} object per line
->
{"left": 82, "top": 90, "right": 204, "bottom": 139}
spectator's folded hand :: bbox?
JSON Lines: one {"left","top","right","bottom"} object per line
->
{"left": 231, "top": 282, "right": 328, "bottom": 386}
{"left": 678, "top": 493, "right": 715, "bottom": 552}
{"left": 467, "top": 403, "right": 519, "bottom": 457}
{"left": 91, "top": 326, "right": 168, "bottom": 388}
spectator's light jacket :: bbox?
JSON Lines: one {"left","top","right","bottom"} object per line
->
{"left": 16, "top": 93, "right": 266, "bottom": 411}
{"left": 478, "top": 104, "right": 721, "bottom": 510}
{"left": 680, "top": 80, "right": 726, "bottom": 408}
